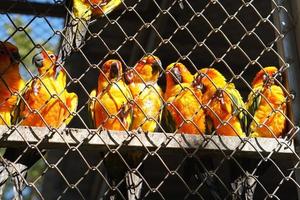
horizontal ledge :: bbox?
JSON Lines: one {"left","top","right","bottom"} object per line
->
{"left": 0, "top": 125, "right": 294, "bottom": 158}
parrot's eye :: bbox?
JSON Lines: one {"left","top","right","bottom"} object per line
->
{"left": 262, "top": 74, "right": 268, "bottom": 81}
{"left": 49, "top": 54, "right": 55, "bottom": 59}
{"left": 139, "top": 60, "right": 147, "bottom": 65}
{"left": 199, "top": 72, "right": 206, "bottom": 79}
{"left": 197, "top": 74, "right": 203, "bottom": 81}
{"left": 170, "top": 66, "right": 182, "bottom": 84}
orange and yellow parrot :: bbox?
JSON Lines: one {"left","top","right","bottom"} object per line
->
{"left": 89, "top": 59, "right": 133, "bottom": 199}
{"left": 123, "top": 55, "right": 163, "bottom": 199}
{"left": 164, "top": 63, "right": 224, "bottom": 199}
{"left": 246, "top": 66, "right": 286, "bottom": 138}
{"left": 0, "top": 41, "right": 25, "bottom": 199}
{"left": 164, "top": 62, "right": 205, "bottom": 135}
{"left": 194, "top": 68, "right": 247, "bottom": 137}
{"left": 125, "top": 55, "right": 163, "bottom": 132}
{"left": 15, "top": 50, "right": 78, "bottom": 128}
{"left": 230, "top": 67, "right": 285, "bottom": 200}
{"left": 89, "top": 59, "right": 132, "bottom": 130}
{"left": 58, "top": 0, "right": 122, "bottom": 64}
{"left": 2, "top": 50, "right": 78, "bottom": 198}
{"left": 0, "top": 41, "right": 24, "bottom": 125}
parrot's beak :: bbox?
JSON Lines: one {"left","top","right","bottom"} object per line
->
{"left": 151, "top": 60, "right": 162, "bottom": 75}
{"left": 193, "top": 73, "right": 206, "bottom": 94}
{"left": 215, "top": 88, "right": 224, "bottom": 98}
{"left": 263, "top": 75, "right": 275, "bottom": 88}
{"left": 170, "top": 66, "right": 182, "bottom": 84}
{"left": 10, "top": 51, "right": 21, "bottom": 64}
{"left": 110, "top": 61, "right": 120, "bottom": 79}
{"left": 32, "top": 52, "right": 44, "bottom": 68}
{"left": 193, "top": 79, "right": 205, "bottom": 93}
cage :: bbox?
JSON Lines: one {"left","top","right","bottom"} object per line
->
{"left": 0, "top": 0, "right": 299, "bottom": 199}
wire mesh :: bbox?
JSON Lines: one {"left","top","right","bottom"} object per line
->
{"left": 0, "top": 0, "right": 299, "bottom": 199}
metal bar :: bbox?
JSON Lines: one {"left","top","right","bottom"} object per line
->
{"left": 274, "top": 0, "right": 300, "bottom": 138}
{"left": 274, "top": 0, "right": 300, "bottom": 199}
{"left": 0, "top": 1, "right": 66, "bottom": 18}
{"left": 0, "top": 126, "right": 294, "bottom": 157}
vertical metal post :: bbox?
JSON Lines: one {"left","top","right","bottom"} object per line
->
{"left": 274, "top": 1, "right": 300, "bottom": 133}
{"left": 275, "top": 0, "right": 300, "bottom": 199}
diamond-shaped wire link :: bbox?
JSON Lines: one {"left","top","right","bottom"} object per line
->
{"left": 0, "top": 0, "right": 299, "bottom": 199}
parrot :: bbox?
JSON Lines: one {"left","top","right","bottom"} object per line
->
{"left": 164, "top": 63, "right": 224, "bottom": 199}
{"left": 89, "top": 59, "right": 134, "bottom": 199}
{"left": 125, "top": 55, "right": 163, "bottom": 132}
{"left": 58, "top": 0, "right": 122, "bottom": 65}
{"left": 0, "top": 41, "right": 24, "bottom": 126}
{"left": 230, "top": 67, "right": 286, "bottom": 200}
{"left": 1, "top": 50, "right": 78, "bottom": 198}
{"left": 124, "top": 55, "right": 163, "bottom": 199}
{"left": 231, "top": 67, "right": 286, "bottom": 199}
{"left": 194, "top": 68, "right": 247, "bottom": 137}
{"left": 89, "top": 59, "right": 132, "bottom": 130}
{"left": 164, "top": 62, "right": 205, "bottom": 135}
{"left": 0, "top": 41, "right": 25, "bottom": 198}
{"left": 246, "top": 66, "right": 286, "bottom": 138}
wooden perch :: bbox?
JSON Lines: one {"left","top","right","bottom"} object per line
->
{"left": 0, "top": 125, "right": 294, "bottom": 159}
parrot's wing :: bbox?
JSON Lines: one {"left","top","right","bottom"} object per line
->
{"left": 11, "top": 82, "right": 30, "bottom": 125}
{"left": 63, "top": 92, "right": 78, "bottom": 126}
{"left": 162, "top": 105, "right": 177, "bottom": 133}
{"left": 88, "top": 89, "right": 97, "bottom": 129}
{"left": 154, "top": 102, "right": 164, "bottom": 132}
{"left": 246, "top": 89, "right": 262, "bottom": 134}
{"left": 205, "top": 114, "right": 214, "bottom": 135}
{"left": 227, "top": 86, "right": 248, "bottom": 134}
{"left": 122, "top": 85, "right": 134, "bottom": 131}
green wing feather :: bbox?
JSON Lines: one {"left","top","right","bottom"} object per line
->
{"left": 246, "top": 89, "right": 262, "bottom": 135}
{"left": 227, "top": 84, "right": 248, "bottom": 135}
{"left": 205, "top": 114, "right": 214, "bottom": 135}
{"left": 162, "top": 105, "right": 177, "bottom": 133}
{"left": 11, "top": 83, "right": 30, "bottom": 125}
{"left": 88, "top": 89, "right": 97, "bottom": 129}
{"left": 154, "top": 102, "right": 164, "bottom": 132}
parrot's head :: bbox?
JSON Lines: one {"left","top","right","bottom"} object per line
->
{"left": 252, "top": 66, "right": 280, "bottom": 88}
{"left": 89, "top": 0, "right": 122, "bottom": 16}
{"left": 33, "top": 50, "right": 57, "bottom": 76}
{"left": 125, "top": 55, "right": 162, "bottom": 84}
{"left": 0, "top": 41, "right": 21, "bottom": 74}
{"left": 100, "top": 59, "right": 122, "bottom": 81}
{"left": 165, "top": 62, "right": 194, "bottom": 88}
{"left": 194, "top": 68, "right": 227, "bottom": 95}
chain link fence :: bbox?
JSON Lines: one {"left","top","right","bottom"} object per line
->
{"left": 0, "top": 0, "right": 299, "bottom": 199}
